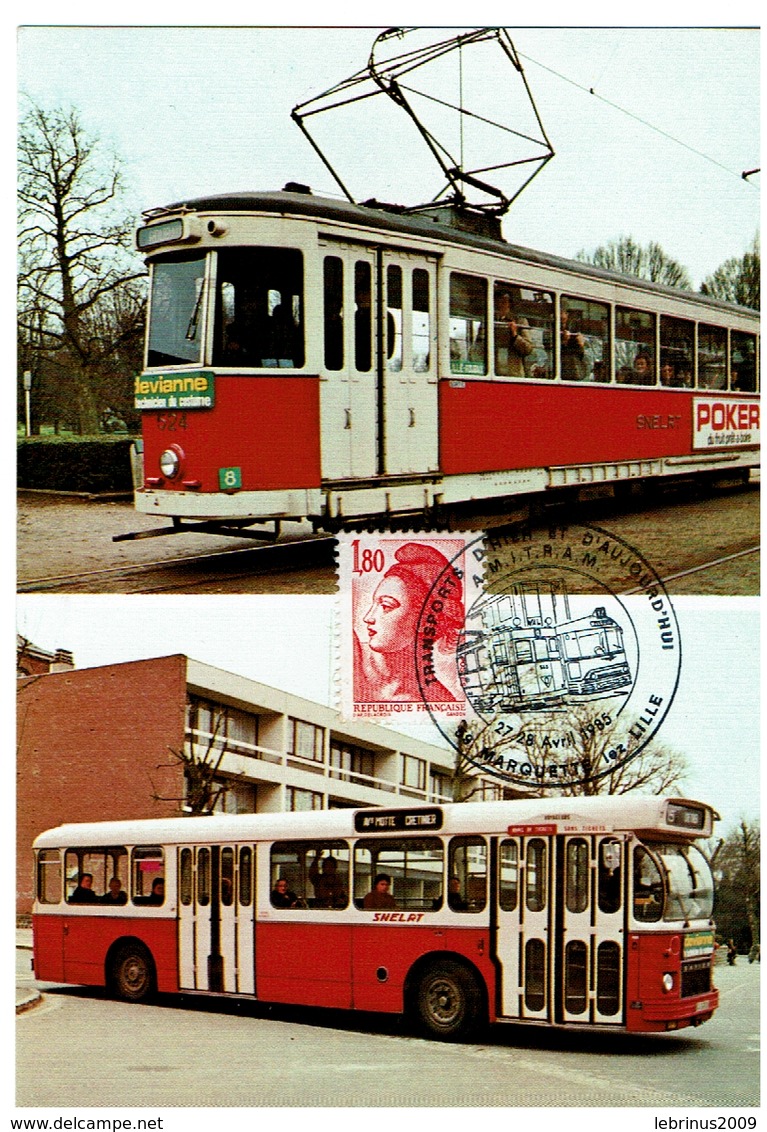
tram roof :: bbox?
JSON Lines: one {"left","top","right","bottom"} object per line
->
{"left": 34, "top": 795, "right": 715, "bottom": 848}
{"left": 149, "top": 188, "right": 759, "bottom": 322}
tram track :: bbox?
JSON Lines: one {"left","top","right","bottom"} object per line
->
{"left": 17, "top": 535, "right": 338, "bottom": 594}
{"left": 18, "top": 532, "right": 759, "bottom": 596}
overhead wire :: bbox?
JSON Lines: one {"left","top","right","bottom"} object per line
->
{"left": 518, "top": 49, "right": 759, "bottom": 188}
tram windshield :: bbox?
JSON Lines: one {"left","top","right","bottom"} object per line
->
{"left": 633, "top": 842, "right": 714, "bottom": 924}
{"left": 147, "top": 253, "right": 207, "bottom": 367}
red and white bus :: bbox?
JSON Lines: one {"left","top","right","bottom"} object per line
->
{"left": 32, "top": 796, "right": 719, "bottom": 1040}
{"left": 128, "top": 188, "right": 759, "bottom": 539}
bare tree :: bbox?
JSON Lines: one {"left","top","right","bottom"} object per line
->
{"left": 700, "top": 233, "right": 760, "bottom": 310}
{"left": 452, "top": 702, "right": 687, "bottom": 798}
{"left": 711, "top": 819, "right": 760, "bottom": 953}
{"left": 151, "top": 711, "right": 242, "bottom": 815}
{"left": 18, "top": 101, "right": 146, "bottom": 434}
{"left": 576, "top": 235, "right": 692, "bottom": 290}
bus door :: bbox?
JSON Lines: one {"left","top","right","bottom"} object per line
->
{"left": 178, "top": 844, "right": 255, "bottom": 995}
{"left": 380, "top": 250, "right": 439, "bottom": 476}
{"left": 556, "top": 834, "right": 625, "bottom": 1025}
{"left": 319, "top": 243, "right": 378, "bottom": 481}
{"left": 496, "top": 834, "right": 552, "bottom": 1021}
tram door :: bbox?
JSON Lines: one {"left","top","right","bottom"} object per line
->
{"left": 319, "top": 244, "right": 378, "bottom": 481}
{"left": 557, "top": 834, "right": 625, "bottom": 1025}
{"left": 380, "top": 251, "right": 439, "bottom": 475}
{"left": 178, "top": 844, "right": 255, "bottom": 995}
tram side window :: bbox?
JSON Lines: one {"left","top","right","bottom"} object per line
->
{"left": 561, "top": 296, "right": 610, "bottom": 382}
{"left": 213, "top": 247, "right": 304, "bottom": 369}
{"left": 450, "top": 273, "right": 487, "bottom": 375}
{"left": 65, "top": 847, "right": 128, "bottom": 904}
{"left": 132, "top": 846, "right": 165, "bottom": 905}
{"left": 731, "top": 331, "right": 757, "bottom": 392}
{"left": 660, "top": 315, "right": 694, "bottom": 387}
{"left": 355, "top": 261, "right": 373, "bottom": 372}
{"left": 354, "top": 838, "right": 443, "bottom": 911}
{"left": 412, "top": 268, "right": 431, "bottom": 372}
{"left": 37, "top": 850, "right": 62, "bottom": 904}
{"left": 697, "top": 325, "right": 727, "bottom": 390}
{"left": 632, "top": 845, "right": 663, "bottom": 923}
{"left": 386, "top": 265, "right": 403, "bottom": 372}
{"left": 494, "top": 284, "right": 554, "bottom": 379}
{"left": 447, "top": 836, "right": 487, "bottom": 912}
{"left": 323, "top": 256, "right": 344, "bottom": 371}
{"left": 270, "top": 840, "right": 350, "bottom": 910}
{"left": 499, "top": 840, "right": 519, "bottom": 911}
{"left": 615, "top": 307, "right": 656, "bottom": 384}
{"left": 147, "top": 253, "right": 207, "bottom": 367}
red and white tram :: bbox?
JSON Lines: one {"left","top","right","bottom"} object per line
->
{"left": 131, "top": 188, "right": 759, "bottom": 537}
{"left": 33, "top": 796, "right": 719, "bottom": 1039}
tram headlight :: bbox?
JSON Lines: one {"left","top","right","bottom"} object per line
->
{"left": 159, "top": 445, "right": 184, "bottom": 479}
{"left": 662, "top": 972, "right": 675, "bottom": 993}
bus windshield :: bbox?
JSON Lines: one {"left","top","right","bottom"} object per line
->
{"left": 147, "top": 253, "right": 207, "bottom": 367}
{"left": 633, "top": 842, "right": 714, "bottom": 923}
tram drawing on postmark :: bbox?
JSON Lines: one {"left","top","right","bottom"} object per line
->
{"left": 337, "top": 524, "right": 681, "bottom": 790}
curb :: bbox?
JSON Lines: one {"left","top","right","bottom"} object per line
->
{"left": 18, "top": 489, "right": 134, "bottom": 503}
{"left": 16, "top": 989, "right": 42, "bottom": 1015}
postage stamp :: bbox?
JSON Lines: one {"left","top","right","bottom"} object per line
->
{"left": 337, "top": 523, "right": 681, "bottom": 790}
{"left": 336, "top": 533, "right": 471, "bottom": 720}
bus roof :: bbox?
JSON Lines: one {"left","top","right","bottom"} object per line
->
{"left": 34, "top": 795, "right": 716, "bottom": 848}
{"left": 141, "top": 188, "right": 760, "bottom": 323}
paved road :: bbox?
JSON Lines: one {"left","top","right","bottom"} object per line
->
{"left": 15, "top": 949, "right": 759, "bottom": 1108}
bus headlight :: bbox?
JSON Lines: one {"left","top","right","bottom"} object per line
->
{"left": 159, "top": 446, "right": 184, "bottom": 479}
{"left": 662, "top": 972, "right": 675, "bottom": 993}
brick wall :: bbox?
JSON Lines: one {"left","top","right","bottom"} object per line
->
{"left": 17, "top": 654, "right": 188, "bottom": 913}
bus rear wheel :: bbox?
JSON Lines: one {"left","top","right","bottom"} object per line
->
{"left": 110, "top": 943, "right": 155, "bottom": 1003}
{"left": 415, "top": 960, "right": 483, "bottom": 1041}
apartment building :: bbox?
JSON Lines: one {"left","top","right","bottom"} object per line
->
{"left": 17, "top": 652, "right": 521, "bottom": 912}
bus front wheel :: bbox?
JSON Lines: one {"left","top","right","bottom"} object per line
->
{"left": 110, "top": 943, "right": 155, "bottom": 1003}
{"left": 415, "top": 960, "right": 483, "bottom": 1041}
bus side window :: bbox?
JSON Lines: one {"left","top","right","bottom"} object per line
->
{"left": 37, "top": 849, "right": 62, "bottom": 904}
{"left": 65, "top": 847, "right": 128, "bottom": 903}
{"left": 132, "top": 846, "right": 165, "bottom": 905}
{"left": 447, "top": 836, "right": 487, "bottom": 912}
{"left": 239, "top": 846, "right": 253, "bottom": 907}
{"left": 499, "top": 840, "right": 519, "bottom": 911}
{"left": 354, "top": 838, "right": 443, "bottom": 911}
{"left": 598, "top": 839, "right": 622, "bottom": 914}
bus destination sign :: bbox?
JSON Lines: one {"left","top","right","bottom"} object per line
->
{"left": 354, "top": 807, "right": 443, "bottom": 833}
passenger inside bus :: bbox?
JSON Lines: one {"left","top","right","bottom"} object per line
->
{"left": 447, "top": 876, "right": 468, "bottom": 911}
{"left": 363, "top": 873, "right": 397, "bottom": 910}
{"left": 146, "top": 878, "right": 165, "bottom": 905}
{"left": 102, "top": 877, "right": 127, "bottom": 905}
{"left": 309, "top": 851, "right": 347, "bottom": 908}
{"left": 69, "top": 872, "right": 98, "bottom": 903}
{"left": 494, "top": 289, "right": 533, "bottom": 377}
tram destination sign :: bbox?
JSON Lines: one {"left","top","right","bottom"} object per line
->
{"left": 354, "top": 807, "right": 443, "bottom": 833}
{"left": 134, "top": 371, "right": 215, "bottom": 410}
